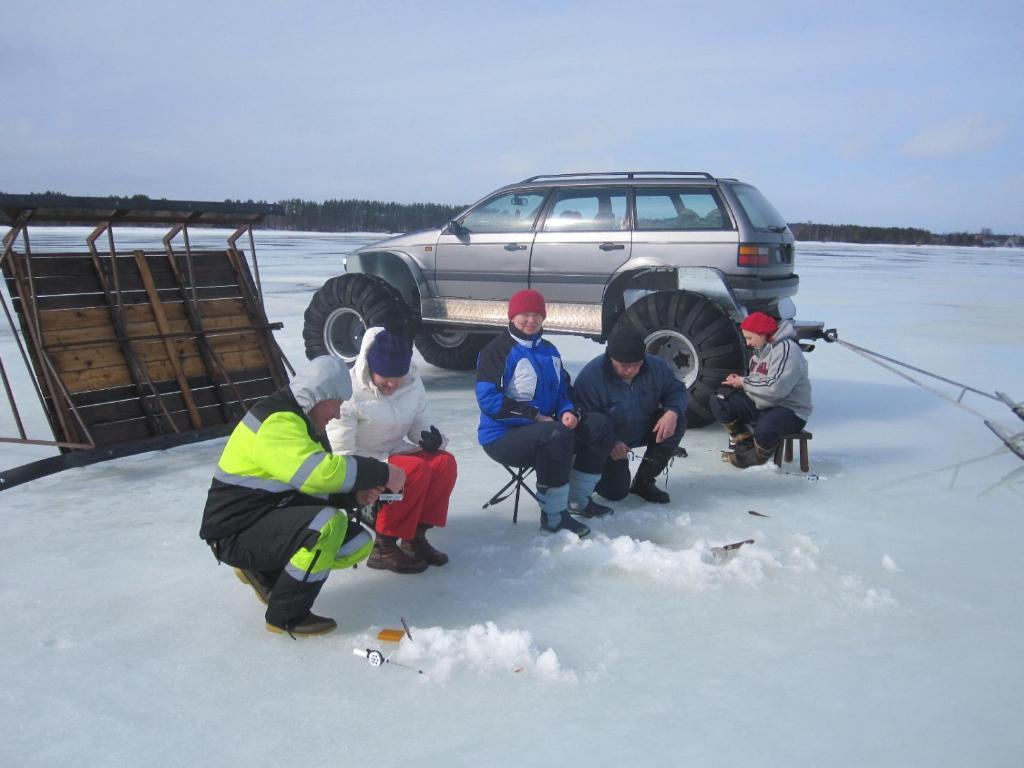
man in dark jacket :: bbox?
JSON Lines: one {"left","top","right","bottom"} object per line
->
{"left": 574, "top": 326, "right": 688, "bottom": 504}
{"left": 200, "top": 356, "right": 403, "bottom": 637}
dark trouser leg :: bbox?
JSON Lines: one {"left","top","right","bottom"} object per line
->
{"left": 571, "top": 412, "right": 614, "bottom": 474}
{"left": 711, "top": 389, "right": 759, "bottom": 426}
{"left": 216, "top": 504, "right": 341, "bottom": 628}
{"left": 596, "top": 456, "right": 631, "bottom": 501}
{"left": 750, "top": 407, "right": 806, "bottom": 450}
{"left": 728, "top": 406, "right": 805, "bottom": 469}
{"left": 483, "top": 422, "right": 575, "bottom": 487}
{"left": 629, "top": 410, "right": 684, "bottom": 501}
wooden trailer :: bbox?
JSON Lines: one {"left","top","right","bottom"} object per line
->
{"left": 0, "top": 194, "right": 292, "bottom": 490}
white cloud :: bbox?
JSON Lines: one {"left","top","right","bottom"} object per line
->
{"left": 902, "top": 114, "right": 1008, "bottom": 157}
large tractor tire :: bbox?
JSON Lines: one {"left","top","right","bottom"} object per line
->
{"left": 414, "top": 328, "right": 496, "bottom": 371}
{"left": 303, "top": 274, "right": 413, "bottom": 363}
{"left": 615, "top": 291, "right": 746, "bottom": 427}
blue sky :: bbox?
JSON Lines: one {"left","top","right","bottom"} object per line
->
{"left": 1, "top": 0, "right": 1021, "bottom": 232}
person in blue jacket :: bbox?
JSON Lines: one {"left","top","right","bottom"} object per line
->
{"left": 476, "top": 289, "right": 614, "bottom": 538}
{"left": 574, "top": 325, "right": 688, "bottom": 504}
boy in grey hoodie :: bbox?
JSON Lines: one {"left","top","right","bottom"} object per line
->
{"left": 712, "top": 312, "right": 812, "bottom": 468}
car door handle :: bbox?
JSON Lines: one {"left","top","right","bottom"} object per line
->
{"left": 599, "top": 242, "right": 625, "bottom": 251}
{"left": 504, "top": 243, "right": 527, "bottom": 251}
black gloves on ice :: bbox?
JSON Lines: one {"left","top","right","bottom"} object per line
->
{"left": 418, "top": 425, "right": 443, "bottom": 452}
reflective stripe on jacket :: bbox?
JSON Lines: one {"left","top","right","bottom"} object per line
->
{"left": 200, "top": 387, "right": 389, "bottom": 541}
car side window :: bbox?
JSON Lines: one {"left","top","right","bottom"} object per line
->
{"left": 461, "top": 191, "right": 548, "bottom": 234}
{"left": 542, "top": 188, "right": 628, "bottom": 232}
{"left": 635, "top": 188, "right": 731, "bottom": 230}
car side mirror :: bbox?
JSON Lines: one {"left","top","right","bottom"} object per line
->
{"left": 446, "top": 219, "right": 467, "bottom": 236}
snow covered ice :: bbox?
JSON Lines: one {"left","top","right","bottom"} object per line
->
{"left": 1, "top": 230, "right": 1023, "bottom": 766}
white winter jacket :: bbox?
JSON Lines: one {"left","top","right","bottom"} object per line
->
{"left": 326, "top": 327, "right": 447, "bottom": 461}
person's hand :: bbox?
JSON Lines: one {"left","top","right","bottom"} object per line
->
{"left": 723, "top": 373, "right": 744, "bottom": 389}
{"left": 356, "top": 487, "right": 382, "bottom": 506}
{"left": 610, "top": 441, "right": 630, "bottom": 461}
{"left": 386, "top": 464, "right": 407, "bottom": 492}
{"left": 418, "top": 425, "right": 443, "bottom": 452}
{"left": 652, "top": 411, "right": 678, "bottom": 444}
{"left": 561, "top": 412, "right": 579, "bottom": 429}
{"left": 535, "top": 413, "right": 554, "bottom": 422}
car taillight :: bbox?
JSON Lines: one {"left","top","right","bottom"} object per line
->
{"left": 738, "top": 244, "right": 770, "bottom": 266}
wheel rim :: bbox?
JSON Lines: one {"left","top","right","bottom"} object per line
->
{"left": 429, "top": 329, "right": 469, "bottom": 349}
{"left": 323, "top": 307, "right": 367, "bottom": 361}
{"left": 645, "top": 330, "right": 700, "bottom": 388}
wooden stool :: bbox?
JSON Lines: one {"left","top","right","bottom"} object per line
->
{"left": 773, "top": 431, "right": 812, "bottom": 472}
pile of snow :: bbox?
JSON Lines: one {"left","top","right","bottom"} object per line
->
{"left": 355, "top": 621, "right": 576, "bottom": 682}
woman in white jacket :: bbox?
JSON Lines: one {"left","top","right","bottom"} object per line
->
{"left": 327, "top": 327, "right": 457, "bottom": 574}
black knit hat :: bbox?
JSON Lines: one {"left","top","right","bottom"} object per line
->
{"left": 606, "top": 326, "right": 646, "bottom": 363}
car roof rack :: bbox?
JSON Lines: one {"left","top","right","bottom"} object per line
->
{"left": 518, "top": 171, "right": 714, "bottom": 183}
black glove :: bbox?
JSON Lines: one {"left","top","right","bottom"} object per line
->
{"left": 418, "top": 425, "right": 443, "bottom": 452}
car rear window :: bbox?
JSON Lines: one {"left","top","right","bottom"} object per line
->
{"left": 634, "top": 188, "right": 730, "bottom": 230}
{"left": 730, "top": 184, "right": 787, "bottom": 230}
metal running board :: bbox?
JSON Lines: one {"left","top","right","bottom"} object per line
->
{"left": 421, "top": 298, "right": 603, "bottom": 335}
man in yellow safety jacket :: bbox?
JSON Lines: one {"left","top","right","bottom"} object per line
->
{"left": 200, "top": 356, "right": 405, "bottom": 637}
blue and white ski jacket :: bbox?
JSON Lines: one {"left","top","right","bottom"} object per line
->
{"left": 475, "top": 329, "right": 575, "bottom": 445}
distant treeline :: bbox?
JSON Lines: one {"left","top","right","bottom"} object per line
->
{"left": 266, "top": 198, "right": 465, "bottom": 233}
{"left": 788, "top": 222, "right": 991, "bottom": 247}
{"left": 5, "top": 191, "right": 1017, "bottom": 246}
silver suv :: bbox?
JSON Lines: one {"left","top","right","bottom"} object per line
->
{"left": 303, "top": 171, "right": 817, "bottom": 426}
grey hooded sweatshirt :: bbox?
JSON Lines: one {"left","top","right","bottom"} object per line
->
{"left": 742, "top": 319, "right": 813, "bottom": 422}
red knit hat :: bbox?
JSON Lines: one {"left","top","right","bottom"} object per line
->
{"left": 740, "top": 312, "right": 778, "bottom": 336}
{"left": 507, "top": 289, "right": 546, "bottom": 320}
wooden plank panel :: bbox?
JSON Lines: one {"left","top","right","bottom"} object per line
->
{"left": 37, "top": 298, "right": 249, "bottom": 333}
{"left": 16, "top": 250, "right": 234, "bottom": 276}
{"left": 88, "top": 418, "right": 155, "bottom": 445}
{"left": 63, "top": 348, "right": 271, "bottom": 393}
{"left": 76, "top": 376, "right": 276, "bottom": 425}
{"left": 42, "top": 312, "right": 258, "bottom": 347}
{"left": 68, "top": 367, "right": 274, "bottom": 407}
{"left": 28, "top": 266, "right": 240, "bottom": 297}
{"left": 86, "top": 398, "right": 262, "bottom": 446}
{"left": 39, "top": 306, "right": 121, "bottom": 333}
{"left": 50, "top": 329, "right": 263, "bottom": 375}
{"left": 25, "top": 285, "right": 243, "bottom": 311}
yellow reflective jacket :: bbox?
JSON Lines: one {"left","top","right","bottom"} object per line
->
{"left": 200, "top": 387, "right": 389, "bottom": 540}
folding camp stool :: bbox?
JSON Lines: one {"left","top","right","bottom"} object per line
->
{"left": 482, "top": 465, "right": 538, "bottom": 524}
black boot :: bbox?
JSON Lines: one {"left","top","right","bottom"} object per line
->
{"left": 541, "top": 511, "right": 591, "bottom": 538}
{"left": 266, "top": 612, "right": 337, "bottom": 637}
{"left": 727, "top": 440, "right": 775, "bottom": 469}
{"left": 630, "top": 444, "right": 674, "bottom": 504}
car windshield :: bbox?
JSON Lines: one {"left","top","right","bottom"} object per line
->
{"left": 730, "top": 184, "right": 788, "bottom": 231}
